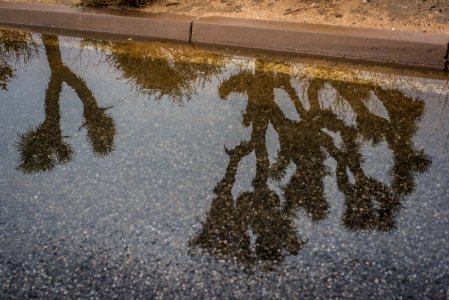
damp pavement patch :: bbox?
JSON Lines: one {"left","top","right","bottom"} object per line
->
{"left": 0, "top": 2, "right": 448, "bottom": 67}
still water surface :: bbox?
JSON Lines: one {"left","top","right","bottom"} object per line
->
{"left": 1, "top": 29, "right": 449, "bottom": 298}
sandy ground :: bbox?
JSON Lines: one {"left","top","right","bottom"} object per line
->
{"left": 6, "top": 0, "right": 449, "bottom": 33}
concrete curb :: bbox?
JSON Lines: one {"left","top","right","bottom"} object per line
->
{"left": 1, "top": 1, "right": 448, "bottom": 70}
{"left": 192, "top": 17, "right": 449, "bottom": 71}
{"left": 0, "top": 1, "right": 193, "bottom": 42}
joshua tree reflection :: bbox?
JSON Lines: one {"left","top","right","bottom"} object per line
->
{"left": 0, "top": 30, "right": 37, "bottom": 91}
{"left": 190, "top": 59, "right": 431, "bottom": 264}
{"left": 81, "top": 39, "right": 224, "bottom": 104}
{"left": 17, "top": 35, "right": 115, "bottom": 173}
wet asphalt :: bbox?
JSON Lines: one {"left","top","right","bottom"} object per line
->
{"left": 1, "top": 31, "right": 449, "bottom": 299}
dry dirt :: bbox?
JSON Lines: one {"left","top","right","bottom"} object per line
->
{"left": 7, "top": 0, "right": 449, "bottom": 33}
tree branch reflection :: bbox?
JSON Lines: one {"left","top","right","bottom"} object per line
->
{"left": 190, "top": 59, "right": 431, "bottom": 265}
{"left": 17, "top": 35, "right": 116, "bottom": 173}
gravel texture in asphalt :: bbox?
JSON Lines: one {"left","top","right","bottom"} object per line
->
{"left": 1, "top": 29, "right": 449, "bottom": 299}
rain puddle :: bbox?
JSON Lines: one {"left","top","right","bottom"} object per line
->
{"left": 1, "top": 28, "right": 448, "bottom": 298}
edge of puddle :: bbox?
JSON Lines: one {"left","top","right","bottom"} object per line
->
{"left": 0, "top": 1, "right": 448, "bottom": 72}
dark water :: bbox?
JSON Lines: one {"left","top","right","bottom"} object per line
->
{"left": 1, "top": 29, "right": 449, "bottom": 298}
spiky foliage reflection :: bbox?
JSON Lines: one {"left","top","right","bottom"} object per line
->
{"left": 17, "top": 35, "right": 115, "bottom": 173}
{"left": 17, "top": 72, "right": 74, "bottom": 173}
{"left": 0, "top": 30, "right": 38, "bottom": 90}
{"left": 190, "top": 59, "right": 431, "bottom": 265}
{"left": 83, "top": 40, "right": 224, "bottom": 104}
